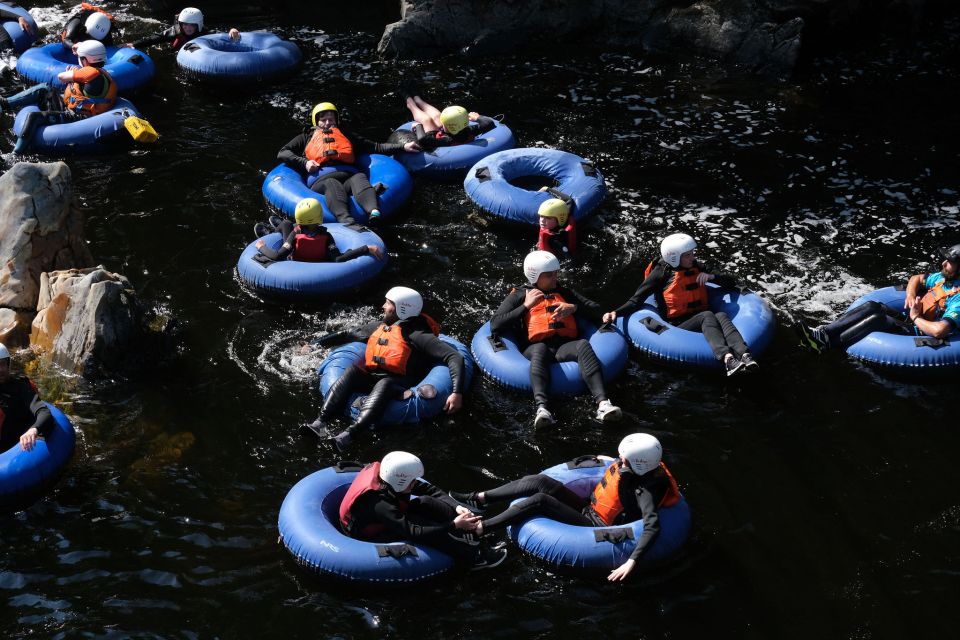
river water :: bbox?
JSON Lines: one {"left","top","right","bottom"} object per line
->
{"left": 2, "top": 2, "right": 959, "bottom": 638}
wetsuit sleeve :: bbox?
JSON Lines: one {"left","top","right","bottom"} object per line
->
{"left": 21, "top": 381, "right": 52, "bottom": 438}
{"left": 309, "top": 321, "right": 378, "bottom": 348}
{"left": 627, "top": 486, "right": 660, "bottom": 561}
{"left": 61, "top": 15, "right": 83, "bottom": 48}
{"left": 490, "top": 290, "right": 528, "bottom": 335}
{"left": 409, "top": 332, "right": 466, "bottom": 394}
{"left": 277, "top": 131, "right": 312, "bottom": 172}
{"left": 344, "top": 131, "right": 405, "bottom": 156}
{"left": 256, "top": 228, "right": 297, "bottom": 261}
{"left": 614, "top": 267, "right": 666, "bottom": 316}
{"left": 0, "top": 7, "right": 25, "bottom": 21}
{"left": 563, "top": 287, "right": 604, "bottom": 323}
{"left": 370, "top": 496, "right": 453, "bottom": 539}
{"left": 411, "top": 479, "right": 461, "bottom": 508}
{"left": 473, "top": 116, "right": 496, "bottom": 135}
{"left": 132, "top": 26, "right": 177, "bottom": 49}
{"left": 333, "top": 246, "right": 371, "bottom": 262}
{"left": 700, "top": 261, "right": 738, "bottom": 289}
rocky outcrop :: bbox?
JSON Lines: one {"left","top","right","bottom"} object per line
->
{"left": 378, "top": 0, "right": 942, "bottom": 74}
{"left": 0, "top": 162, "right": 93, "bottom": 344}
{"left": 30, "top": 267, "right": 174, "bottom": 378}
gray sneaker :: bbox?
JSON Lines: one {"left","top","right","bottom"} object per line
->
{"left": 533, "top": 406, "right": 555, "bottom": 428}
{"left": 595, "top": 400, "right": 622, "bottom": 423}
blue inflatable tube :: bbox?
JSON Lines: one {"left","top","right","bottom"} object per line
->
{"left": 262, "top": 155, "right": 413, "bottom": 225}
{"left": 318, "top": 335, "right": 474, "bottom": 426}
{"left": 17, "top": 43, "right": 155, "bottom": 92}
{"left": 12, "top": 97, "right": 139, "bottom": 153}
{"left": 391, "top": 119, "right": 515, "bottom": 180}
{"left": 0, "top": 403, "right": 76, "bottom": 512}
{"left": 507, "top": 458, "right": 691, "bottom": 573}
{"left": 470, "top": 318, "right": 628, "bottom": 395}
{"left": 1, "top": 2, "right": 38, "bottom": 54}
{"left": 464, "top": 148, "right": 606, "bottom": 225}
{"left": 176, "top": 32, "right": 301, "bottom": 83}
{"left": 236, "top": 224, "right": 387, "bottom": 301}
{"left": 618, "top": 286, "right": 775, "bottom": 371}
{"left": 278, "top": 464, "right": 455, "bottom": 583}
{"left": 844, "top": 286, "right": 960, "bottom": 370}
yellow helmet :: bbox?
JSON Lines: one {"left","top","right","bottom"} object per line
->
{"left": 439, "top": 106, "right": 469, "bottom": 135}
{"left": 295, "top": 198, "right": 323, "bottom": 225}
{"left": 311, "top": 102, "right": 338, "bottom": 127}
{"left": 537, "top": 198, "right": 570, "bottom": 227}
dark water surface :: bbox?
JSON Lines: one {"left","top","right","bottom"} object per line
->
{"left": 3, "top": 2, "right": 960, "bottom": 638}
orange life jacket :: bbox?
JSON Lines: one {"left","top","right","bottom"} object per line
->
{"left": 62, "top": 67, "right": 117, "bottom": 116}
{"left": 589, "top": 460, "right": 680, "bottom": 526}
{"left": 525, "top": 291, "right": 578, "bottom": 342}
{"left": 292, "top": 227, "right": 329, "bottom": 262}
{"left": 339, "top": 462, "right": 409, "bottom": 539}
{"left": 920, "top": 280, "right": 960, "bottom": 321}
{"left": 537, "top": 222, "right": 577, "bottom": 257}
{"left": 304, "top": 127, "right": 356, "bottom": 166}
{"left": 646, "top": 260, "right": 709, "bottom": 320}
{"left": 364, "top": 314, "right": 440, "bottom": 375}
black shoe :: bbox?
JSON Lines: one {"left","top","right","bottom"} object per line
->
{"left": 793, "top": 322, "right": 827, "bottom": 354}
{"left": 739, "top": 352, "right": 759, "bottom": 371}
{"left": 268, "top": 214, "right": 285, "bottom": 230}
{"left": 331, "top": 430, "right": 353, "bottom": 452}
{"left": 300, "top": 419, "right": 328, "bottom": 439}
{"left": 254, "top": 222, "right": 271, "bottom": 238}
{"left": 724, "top": 356, "right": 746, "bottom": 377}
{"left": 449, "top": 491, "right": 485, "bottom": 513}
{"left": 470, "top": 545, "right": 508, "bottom": 571}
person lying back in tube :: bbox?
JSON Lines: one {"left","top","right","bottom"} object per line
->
{"left": 0, "top": 343, "right": 53, "bottom": 453}
{"left": 448, "top": 433, "right": 679, "bottom": 582}
{"left": 604, "top": 233, "right": 760, "bottom": 376}
{"left": 277, "top": 101, "right": 420, "bottom": 227}
{"left": 795, "top": 243, "right": 960, "bottom": 352}
{"left": 60, "top": 2, "right": 116, "bottom": 52}
{"left": 252, "top": 198, "right": 383, "bottom": 264}
{"left": 123, "top": 7, "right": 239, "bottom": 52}
{"left": 303, "top": 287, "right": 465, "bottom": 451}
{"left": 339, "top": 451, "right": 508, "bottom": 571}
{"left": 401, "top": 95, "right": 496, "bottom": 152}
{"left": 491, "top": 250, "right": 622, "bottom": 428}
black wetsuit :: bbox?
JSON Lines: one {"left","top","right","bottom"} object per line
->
{"left": 277, "top": 128, "right": 405, "bottom": 227}
{"left": 490, "top": 285, "right": 607, "bottom": 407}
{"left": 316, "top": 316, "right": 466, "bottom": 435}
{"left": 476, "top": 461, "right": 673, "bottom": 562}
{"left": 61, "top": 7, "right": 117, "bottom": 49}
{"left": 344, "top": 477, "right": 479, "bottom": 561}
{"left": 614, "top": 259, "right": 747, "bottom": 361}
{"left": 256, "top": 220, "right": 371, "bottom": 262}
{"left": 0, "top": 375, "right": 53, "bottom": 451}
{"left": 131, "top": 24, "right": 203, "bottom": 51}
{"left": 411, "top": 115, "right": 496, "bottom": 152}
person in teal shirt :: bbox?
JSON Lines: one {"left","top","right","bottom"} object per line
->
{"left": 796, "top": 244, "right": 960, "bottom": 351}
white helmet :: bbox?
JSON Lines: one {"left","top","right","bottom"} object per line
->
{"left": 76, "top": 39, "right": 107, "bottom": 65}
{"left": 0, "top": 343, "right": 9, "bottom": 360}
{"left": 84, "top": 12, "right": 111, "bottom": 41}
{"left": 177, "top": 7, "right": 204, "bottom": 31}
{"left": 379, "top": 451, "right": 424, "bottom": 492}
{"left": 523, "top": 250, "right": 560, "bottom": 285}
{"left": 618, "top": 433, "right": 663, "bottom": 475}
{"left": 385, "top": 286, "right": 423, "bottom": 320}
{"left": 660, "top": 233, "right": 697, "bottom": 268}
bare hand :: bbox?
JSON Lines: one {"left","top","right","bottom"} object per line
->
{"left": 455, "top": 505, "right": 473, "bottom": 516}
{"left": 298, "top": 341, "right": 314, "bottom": 355}
{"left": 537, "top": 186, "right": 549, "bottom": 192}
{"left": 444, "top": 392, "right": 463, "bottom": 414}
{"left": 228, "top": 28, "right": 241, "bottom": 41}
{"left": 18, "top": 16, "right": 33, "bottom": 35}
{"left": 56, "top": 70, "right": 72, "bottom": 83}
{"left": 607, "top": 558, "right": 636, "bottom": 582}
{"left": 367, "top": 245, "right": 384, "bottom": 260}
{"left": 696, "top": 272, "right": 714, "bottom": 285}
{"left": 255, "top": 239, "right": 265, "bottom": 250}
{"left": 453, "top": 512, "right": 481, "bottom": 531}
{"left": 403, "top": 141, "right": 421, "bottom": 153}
{"left": 71, "top": 43, "right": 78, "bottom": 54}
{"left": 123, "top": 42, "right": 134, "bottom": 48}
{"left": 551, "top": 302, "right": 576, "bottom": 319}
{"left": 20, "top": 428, "right": 38, "bottom": 452}
{"left": 524, "top": 288, "right": 545, "bottom": 309}
{"left": 603, "top": 311, "right": 617, "bottom": 324}
{"left": 907, "top": 295, "right": 922, "bottom": 321}
{"left": 305, "top": 160, "right": 320, "bottom": 174}
{"left": 468, "top": 111, "right": 480, "bottom": 121}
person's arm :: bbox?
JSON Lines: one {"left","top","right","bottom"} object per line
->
{"left": 410, "top": 331, "right": 466, "bottom": 396}
{"left": 60, "top": 15, "right": 83, "bottom": 48}
{"left": 256, "top": 227, "right": 297, "bottom": 261}
{"left": 411, "top": 479, "right": 461, "bottom": 509}
{"left": 333, "top": 245, "right": 377, "bottom": 262}
{"left": 370, "top": 496, "right": 455, "bottom": 539}
{"left": 612, "top": 268, "right": 664, "bottom": 317}
{"left": 57, "top": 65, "right": 100, "bottom": 86}
{"left": 129, "top": 26, "right": 176, "bottom": 49}
{"left": 306, "top": 321, "right": 378, "bottom": 349}
{"left": 345, "top": 130, "right": 405, "bottom": 156}
{"left": 490, "top": 290, "right": 529, "bottom": 335}
{"left": 905, "top": 273, "right": 925, "bottom": 300}
{"left": 472, "top": 115, "right": 496, "bottom": 135}
{"left": 277, "top": 132, "right": 312, "bottom": 172}
{"left": 18, "top": 380, "right": 52, "bottom": 452}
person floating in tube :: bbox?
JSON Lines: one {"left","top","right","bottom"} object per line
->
{"left": 277, "top": 101, "right": 420, "bottom": 228}
{"left": 535, "top": 191, "right": 576, "bottom": 258}
{"left": 448, "top": 433, "right": 679, "bottom": 581}
{"left": 794, "top": 243, "right": 960, "bottom": 352}
{"left": 303, "top": 286, "right": 465, "bottom": 451}
{"left": 123, "top": 7, "right": 239, "bottom": 51}
{"left": 60, "top": 3, "right": 117, "bottom": 52}
{"left": 400, "top": 95, "right": 496, "bottom": 152}
{"left": 338, "top": 451, "right": 507, "bottom": 571}
{"left": 0, "top": 342, "right": 53, "bottom": 453}
{"left": 490, "top": 250, "right": 622, "bottom": 428}
{"left": 604, "top": 233, "right": 760, "bottom": 376}
{"left": 252, "top": 197, "right": 383, "bottom": 264}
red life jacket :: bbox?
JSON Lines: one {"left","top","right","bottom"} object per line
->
{"left": 339, "top": 462, "right": 409, "bottom": 539}
{"left": 305, "top": 127, "right": 355, "bottom": 165}
{"left": 537, "top": 222, "right": 577, "bottom": 256}
{"left": 589, "top": 460, "right": 680, "bottom": 526}
{"left": 920, "top": 280, "right": 960, "bottom": 321}
{"left": 645, "top": 260, "right": 709, "bottom": 320}
{"left": 525, "top": 291, "right": 578, "bottom": 342}
{"left": 62, "top": 67, "right": 117, "bottom": 116}
{"left": 292, "top": 227, "right": 329, "bottom": 262}
{"left": 364, "top": 314, "right": 441, "bottom": 375}
{"left": 171, "top": 27, "right": 199, "bottom": 50}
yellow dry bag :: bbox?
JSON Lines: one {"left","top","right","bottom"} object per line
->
{"left": 124, "top": 116, "right": 158, "bottom": 143}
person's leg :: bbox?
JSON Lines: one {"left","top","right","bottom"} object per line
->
{"left": 555, "top": 339, "right": 607, "bottom": 401}
{"left": 344, "top": 172, "right": 378, "bottom": 215}
{"left": 473, "top": 474, "right": 584, "bottom": 509}
{"left": 523, "top": 342, "right": 555, "bottom": 416}
{"left": 13, "top": 109, "right": 68, "bottom": 154}
{"left": 405, "top": 95, "right": 442, "bottom": 130}
{"left": 347, "top": 375, "right": 411, "bottom": 434}
{"left": 315, "top": 365, "right": 376, "bottom": 424}
{"left": 1, "top": 83, "right": 51, "bottom": 112}
{"left": 715, "top": 311, "right": 749, "bottom": 358}
{"left": 314, "top": 177, "right": 356, "bottom": 226}
{"left": 482, "top": 492, "right": 592, "bottom": 535}
{"left": 822, "top": 301, "right": 910, "bottom": 349}
{"left": 677, "top": 311, "right": 733, "bottom": 361}
{"left": 404, "top": 497, "right": 480, "bottom": 562}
